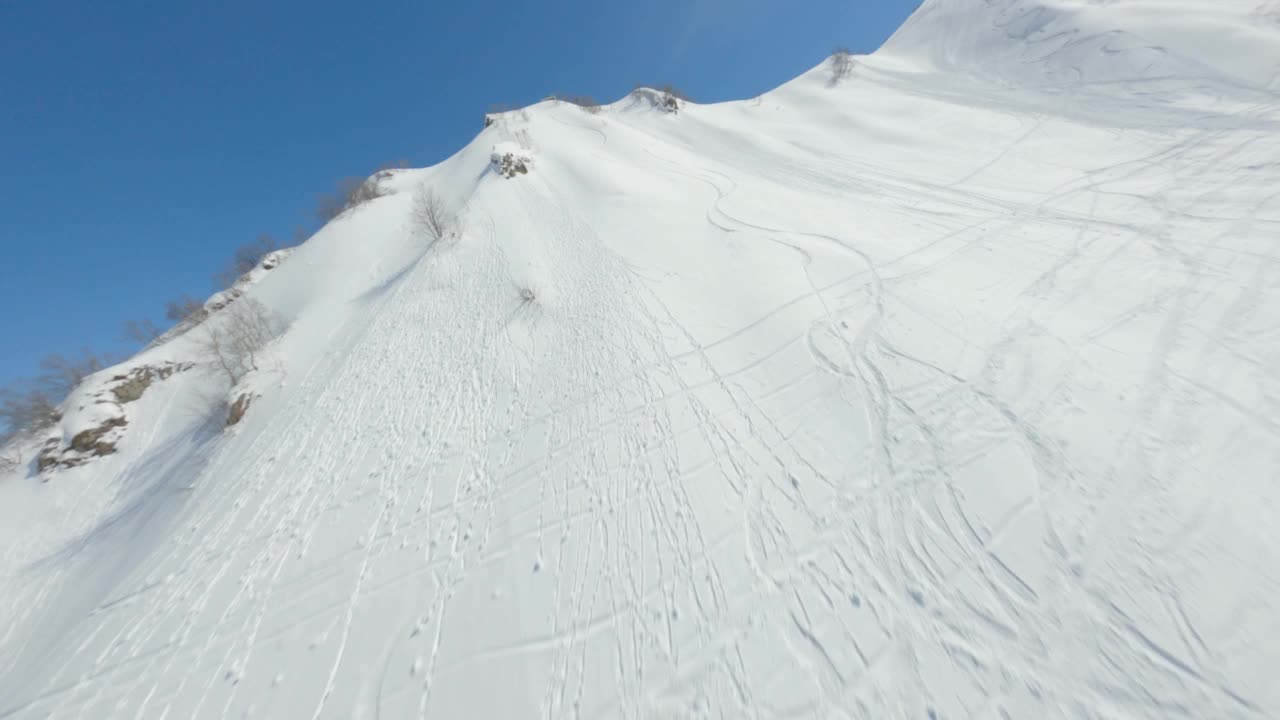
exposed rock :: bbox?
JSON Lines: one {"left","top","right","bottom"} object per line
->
{"left": 490, "top": 143, "right": 532, "bottom": 179}
{"left": 111, "top": 369, "right": 153, "bottom": 404}
{"left": 204, "top": 287, "right": 243, "bottom": 314}
{"left": 38, "top": 362, "right": 192, "bottom": 475}
{"left": 495, "top": 153, "right": 529, "bottom": 178}
{"left": 110, "top": 363, "right": 190, "bottom": 404}
{"left": 227, "top": 394, "right": 253, "bottom": 427}
{"left": 629, "top": 86, "right": 687, "bottom": 114}
{"left": 70, "top": 416, "right": 127, "bottom": 455}
{"left": 258, "top": 250, "right": 289, "bottom": 271}
{"left": 36, "top": 438, "right": 61, "bottom": 474}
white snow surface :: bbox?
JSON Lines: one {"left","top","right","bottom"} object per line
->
{"left": 3, "top": 1, "right": 1280, "bottom": 717}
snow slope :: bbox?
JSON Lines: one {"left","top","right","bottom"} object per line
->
{"left": 3, "top": 1, "right": 1280, "bottom": 717}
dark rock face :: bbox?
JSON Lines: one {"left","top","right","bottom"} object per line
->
{"left": 36, "top": 438, "right": 61, "bottom": 473}
{"left": 110, "top": 364, "right": 185, "bottom": 404}
{"left": 227, "top": 394, "right": 253, "bottom": 427}
{"left": 69, "top": 416, "right": 128, "bottom": 455}
{"left": 496, "top": 152, "right": 530, "bottom": 179}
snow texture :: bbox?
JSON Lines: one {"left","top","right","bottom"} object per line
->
{"left": 2, "top": 1, "right": 1280, "bottom": 717}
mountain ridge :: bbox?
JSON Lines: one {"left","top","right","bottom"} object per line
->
{"left": 2, "top": 1, "right": 1278, "bottom": 717}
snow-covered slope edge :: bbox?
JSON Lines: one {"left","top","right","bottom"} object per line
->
{"left": 3, "top": 1, "right": 1280, "bottom": 717}
{"left": 878, "top": 0, "right": 1280, "bottom": 90}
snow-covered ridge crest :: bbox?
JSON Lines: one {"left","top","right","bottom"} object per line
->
{"left": 880, "top": 0, "right": 1280, "bottom": 89}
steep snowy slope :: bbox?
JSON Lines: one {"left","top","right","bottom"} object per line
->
{"left": 3, "top": 1, "right": 1280, "bottom": 717}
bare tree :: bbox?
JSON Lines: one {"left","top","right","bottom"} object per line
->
{"left": 38, "top": 350, "right": 109, "bottom": 399}
{"left": 558, "top": 94, "right": 602, "bottom": 114}
{"left": 0, "top": 349, "right": 110, "bottom": 443}
{"left": 196, "top": 298, "right": 282, "bottom": 386}
{"left": 166, "top": 295, "right": 205, "bottom": 323}
{"left": 371, "top": 159, "right": 411, "bottom": 181}
{"left": 660, "top": 84, "right": 692, "bottom": 102}
{"left": 412, "top": 184, "right": 460, "bottom": 245}
{"left": 317, "top": 176, "right": 386, "bottom": 223}
{"left": 830, "top": 47, "right": 854, "bottom": 83}
{"left": 0, "top": 350, "right": 107, "bottom": 457}
{"left": 0, "top": 387, "right": 58, "bottom": 443}
{"left": 0, "top": 450, "right": 19, "bottom": 473}
{"left": 124, "top": 319, "right": 162, "bottom": 345}
{"left": 215, "top": 234, "right": 282, "bottom": 288}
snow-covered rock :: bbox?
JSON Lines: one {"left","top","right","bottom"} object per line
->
{"left": 489, "top": 142, "right": 532, "bottom": 178}
{"left": 36, "top": 362, "right": 193, "bottom": 471}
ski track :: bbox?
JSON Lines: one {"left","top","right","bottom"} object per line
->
{"left": 3, "top": 9, "right": 1280, "bottom": 718}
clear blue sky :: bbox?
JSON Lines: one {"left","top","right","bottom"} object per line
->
{"left": 0, "top": 0, "right": 919, "bottom": 389}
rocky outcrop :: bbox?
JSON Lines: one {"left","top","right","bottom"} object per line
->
{"left": 37, "top": 402, "right": 126, "bottom": 472}
{"left": 109, "top": 363, "right": 185, "bottom": 404}
{"left": 630, "top": 86, "right": 685, "bottom": 114}
{"left": 494, "top": 152, "right": 529, "bottom": 178}
{"left": 226, "top": 393, "right": 253, "bottom": 427}
{"left": 36, "top": 438, "right": 61, "bottom": 472}
{"left": 37, "top": 362, "right": 192, "bottom": 475}
{"left": 69, "top": 416, "right": 127, "bottom": 455}
{"left": 490, "top": 143, "right": 532, "bottom": 179}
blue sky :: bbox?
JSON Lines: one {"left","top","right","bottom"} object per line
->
{"left": 0, "top": 0, "right": 919, "bottom": 389}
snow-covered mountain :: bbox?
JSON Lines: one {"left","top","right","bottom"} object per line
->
{"left": 3, "top": 1, "right": 1279, "bottom": 717}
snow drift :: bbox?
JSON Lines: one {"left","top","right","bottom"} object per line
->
{"left": 2, "top": 1, "right": 1279, "bottom": 717}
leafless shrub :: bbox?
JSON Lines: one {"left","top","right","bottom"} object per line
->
{"left": 0, "top": 387, "right": 58, "bottom": 443}
{"left": 196, "top": 298, "right": 282, "bottom": 386}
{"left": 558, "top": 95, "right": 602, "bottom": 113}
{"left": 38, "top": 351, "right": 109, "bottom": 399}
{"left": 317, "top": 176, "right": 386, "bottom": 223}
{"left": 369, "top": 160, "right": 412, "bottom": 188}
{"left": 484, "top": 103, "right": 516, "bottom": 129}
{"left": 503, "top": 282, "right": 543, "bottom": 327}
{"left": 830, "top": 47, "right": 854, "bottom": 83}
{"left": 375, "top": 159, "right": 410, "bottom": 174}
{"left": 412, "top": 184, "right": 461, "bottom": 245}
{"left": 124, "top": 319, "right": 162, "bottom": 345}
{"left": 215, "top": 234, "right": 282, "bottom": 288}
{"left": 659, "top": 84, "right": 692, "bottom": 102}
{"left": 0, "top": 450, "right": 20, "bottom": 473}
{"left": 0, "top": 350, "right": 110, "bottom": 442}
{"left": 485, "top": 104, "right": 536, "bottom": 127}
{"left": 166, "top": 295, "right": 206, "bottom": 324}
